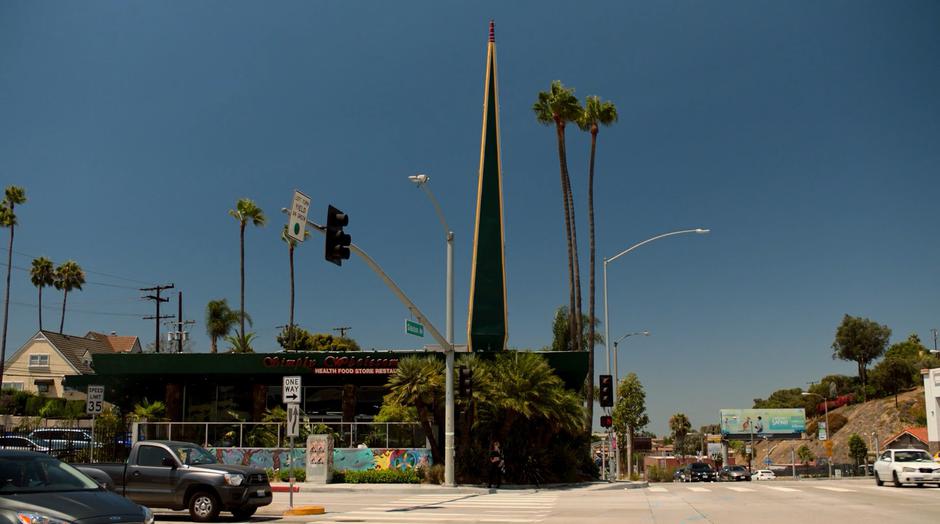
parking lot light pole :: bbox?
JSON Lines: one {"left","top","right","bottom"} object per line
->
{"left": 612, "top": 330, "right": 649, "bottom": 479}
{"left": 802, "top": 391, "right": 831, "bottom": 478}
{"left": 409, "top": 174, "right": 455, "bottom": 487}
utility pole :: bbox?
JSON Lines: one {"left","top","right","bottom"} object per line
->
{"left": 141, "top": 284, "right": 174, "bottom": 353}
{"left": 170, "top": 291, "right": 195, "bottom": 353}
{"left": 931, "top": 328, "right": 938, "bottom": 353}
{"left": 333, "top": 326, "right": 352, "bottom": 337}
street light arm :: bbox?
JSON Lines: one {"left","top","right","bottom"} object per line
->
{"left": 417, "top": 185, "right": 452, "bottom": 239}
{"left": 607, "top": 229, "right": 709, "bottom": 264}
{"left": 614, "top": 331, "right": 650, "bottom": 346}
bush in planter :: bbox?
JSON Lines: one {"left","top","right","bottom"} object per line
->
{"left": 342, "top": 468, "right": 420, "bottom": 484}
{"left": 277, "top": 468, "right": 306, "bottom": 482}
{"left": 417, "top": 464, "right": 445, "bottom": 484}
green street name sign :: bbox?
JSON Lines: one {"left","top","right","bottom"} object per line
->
{"left": 406, "top": 320, "right": 424, "bottom": 338}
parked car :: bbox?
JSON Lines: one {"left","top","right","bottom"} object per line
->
{"left": 874, "top": 448, "right": 940, "bottom": 487}
{"left": 76, "top": 440, "right": 272, "bottom": 522}
{"left": 673, "top": 466, "right": 686, "bottom": 482}
{"left": 0, "top": 450, "right": 154, "bottom": 524}
{"left": 719, "top": 465, "right": 751, "bottom": 481}
{"left": 752, "top": 469, "right": 776, "bottom": 480}
{"left": 0, "top": 436, "right": 50, "bottom": 454}
{"left": 678, "top": 462, "right": 718, "bottom": 482}
{"left": 28, "top": 428, "right": 97, "bottom": 452}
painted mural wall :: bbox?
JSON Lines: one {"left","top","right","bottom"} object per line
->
{"left": 208, "top": 447, "right": 432, "bottom": 472}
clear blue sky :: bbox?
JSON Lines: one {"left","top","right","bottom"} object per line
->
{"left": 2, "top": 1, "right": 938, "bottom": 435}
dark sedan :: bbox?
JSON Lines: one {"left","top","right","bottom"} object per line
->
{"left": 0, "top": 450, "right": 154, "bottom": 524}
{"left": 679, "top": 462, "right": 718, "bottom": 482}
{"left": 719, "top": 465, "right": 752, "bottom": 481}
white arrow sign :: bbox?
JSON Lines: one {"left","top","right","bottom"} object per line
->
{"left": 286, "top": 404, "right": 300, "bottom": 437}
{"left": 283, "top": 376, "right": 302, "bottom": 404}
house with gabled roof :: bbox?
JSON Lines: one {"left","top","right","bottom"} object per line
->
{"left": 1, "top": 330, "right": 135, "bottom": 399}
{"left": 883, "top": 427, "right": 929, "bottom": 451}
{"left": 85, "top": 331, "right": 142, "bottom": 353}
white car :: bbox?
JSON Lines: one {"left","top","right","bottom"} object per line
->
{"left": 874, "top": 448, "right": 940, "bottom": 487}
{"left": 751, "top": 469, "right": 776, "bottom": 480}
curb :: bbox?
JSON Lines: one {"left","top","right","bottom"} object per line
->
{"left": 588, "top": 481, "right": 648, "bottom": 491}
{"left": 283, "top": 505, "right": 325, "bottom": 516}
{"left": 269, "top": 481, "right": 604, "bottom": 493}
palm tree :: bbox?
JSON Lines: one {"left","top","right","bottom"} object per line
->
{"left": 577, "top": 95, "right": 618, "bottom": 432}
{"left": 53, "top": 260, "right": 85, "bottom": 334}
{"left": 228, "top": 198, "right": 266, "bottom": 339}
{"left": 669, "top": 413, "right": 692, "bottom": 458}
{"left": 29, "top": 257, "right": 55, "bottom": 330}
{"left": 487, "top": 352, "right": 583, "bottom": 444}
{"left": 281, "top": 224, "right": 309, "bottom": 350}
{"left": 534, "top": 81, "right": 585, "bottom": 355}
{"left": 205, "top": 299, "right": 243, "bottom": 354}
{"left": 0, "top": 185, "right": 26, "bottom": 390}
{"left": 385, "top": 356, "right": 445, "bottom": 463}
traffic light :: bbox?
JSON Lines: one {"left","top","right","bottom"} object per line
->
{"left": 600, "top": 415, "right": 613, "bottom": 428}
{"left": 458, "top": 366, "right": 472, "bottom": 397}
{"left": 599, "top": 374, "right": 614, "bottom": 407}
{"left": 325, "top": 205, "right": 351, "bottom": 266}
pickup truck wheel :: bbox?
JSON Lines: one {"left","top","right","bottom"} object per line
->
{"left": 232, "top": 507, "right": 257, "bottom": 519}
{"left": 189, "top": 490, "right": 221, "bottom": 522}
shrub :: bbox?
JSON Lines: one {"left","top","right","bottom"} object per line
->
{"left": 277, "top": 468, "right": 306, "bottom": 482}
{"left": 341, "top": 468, "right": 420, "bottom": 484}
{"left": 828, "top": 413, "right": 848, "bottom": 435}
{"left": 331, "top": 470, "right": 346, "bottom": 483}
{"left": 645, "top": 465, "right": 676, "bottom": 483}
{"left": 417, "top": 464, "right": 445, "bottom": 484}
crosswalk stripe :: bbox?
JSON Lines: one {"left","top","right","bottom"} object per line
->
{"left": 813, "top": 486, "right": 856, "bottom": 492}
{"left": 726, "top": 486, "right": 755, "bottom": 492}
{"left": 648, "top": 486, "right": 668, "bottom": 492}
{"left": 762, "top": 486, "right": 800, "bottom": 492}
{"left": 319, "top": 511, "right": 543, "bottom": 522}
{"left": 688, "top": 487, "right": 710, "bottom": 492}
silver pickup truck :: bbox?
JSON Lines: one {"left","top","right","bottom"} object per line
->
{"left": 78, "top": 440, "right": 272, "bottom": 522}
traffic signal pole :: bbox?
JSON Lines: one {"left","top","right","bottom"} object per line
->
{"left": 285, "top": 209, "right": 456, "bottom": 485}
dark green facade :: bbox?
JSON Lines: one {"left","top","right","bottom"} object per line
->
{"left": 65, "top": 351, "right": 587, "bottom": 422}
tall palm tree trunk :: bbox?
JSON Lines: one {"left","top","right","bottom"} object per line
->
{"left": 554, "top": 120, "right": 577, "bottom": 349}
{"left": 0, "top": 223, "right": 14, "bottom": 387}
{"left": 585, "top": 128, "right": 598, "bottom": 432}
{"left": 210, "top": 335, "right": 218, "bottom": 354}
{"left": 288, "top": 245, "right": 295, "bottom": 350}
{"left": 38, "top": 286, "right": 43, "bottom": 331}
{"left": 239, "top": 222, "right": 246, "bottom": 338}
{"left": 564, "top": 169, "right": 584, "bottom": 352}
{"left": 59, "top": 289, "right": 69, "bottom": 334}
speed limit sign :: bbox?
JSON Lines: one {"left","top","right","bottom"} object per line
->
{"left": 86, "top": 385, "right": 105, "bottom": 415}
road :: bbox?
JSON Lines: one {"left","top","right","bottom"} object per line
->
{"left": 153, "top": 479, "right": 940, "bottom": 523}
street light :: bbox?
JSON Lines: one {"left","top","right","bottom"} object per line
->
{"left": 409, "top": 173, "right": 456, "bottom": 487}
{"left": 602, "top": 228, "right": 708, "bottom": 480}
{"left": 802, "top": 391, "right": 832, "bottom": 479}
{"left": 612, "top": 330, "right": 649, "bottom": 480}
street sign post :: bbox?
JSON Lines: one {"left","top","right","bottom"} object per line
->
{"left": 282, "top": 376, "right": 302, "bottom": 508}
{"left": 87, "top": 385, "right": 104, "bottom": 462}
{"left": 287, "top": 190, "right": 311, "bottom": 243}
{"left": 282, "top": 376, "right": 301, "bottom": 404}
{"left": 406, "top": 319, "right": 424, "bottom": 337}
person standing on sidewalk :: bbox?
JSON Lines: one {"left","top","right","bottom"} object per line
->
{"left": 488, "top": 441, "right": 505, "bottom": 488}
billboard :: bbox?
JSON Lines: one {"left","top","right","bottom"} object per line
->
{"left": 719, "top": 409, "right": 805, "bottom": 438}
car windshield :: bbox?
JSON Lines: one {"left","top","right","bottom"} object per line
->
{"left": 730, "top": 466, "right": 746, "bottom": 471}
{"left": 691, "top": 463, "right": 710, "bottom": 470}
{"left": 894, "top": 451, "right": 933, "bottom": 463}
{"left": 0, "top": 456, "right": 99, "bottom": 493}
{"left": 171, "top": 444, "right": 217, "bottom": 465}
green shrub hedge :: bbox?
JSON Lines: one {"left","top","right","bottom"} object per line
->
{"left": 340, "top": 468, "right": 420, "bottom": 484}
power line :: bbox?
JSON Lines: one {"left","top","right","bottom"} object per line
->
{"left": 0, "top": 248, "right": 158, "bottom": 286}
{"left": 9, "top": 300, "right": 147, "bottom": 318}
{"left": 0, "top": 262, "right": 144, "bottom": 290}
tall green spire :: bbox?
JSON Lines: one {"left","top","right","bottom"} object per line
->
{"left": 467, "top": 21, "right": 507, "bottom": 352}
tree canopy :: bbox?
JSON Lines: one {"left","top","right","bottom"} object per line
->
{"left": 831, "top": 314, "right": 891, "bottom": 388}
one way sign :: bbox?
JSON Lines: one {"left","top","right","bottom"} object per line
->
{"left": 282, "top": 376, "right": 301, "bottom": 404}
